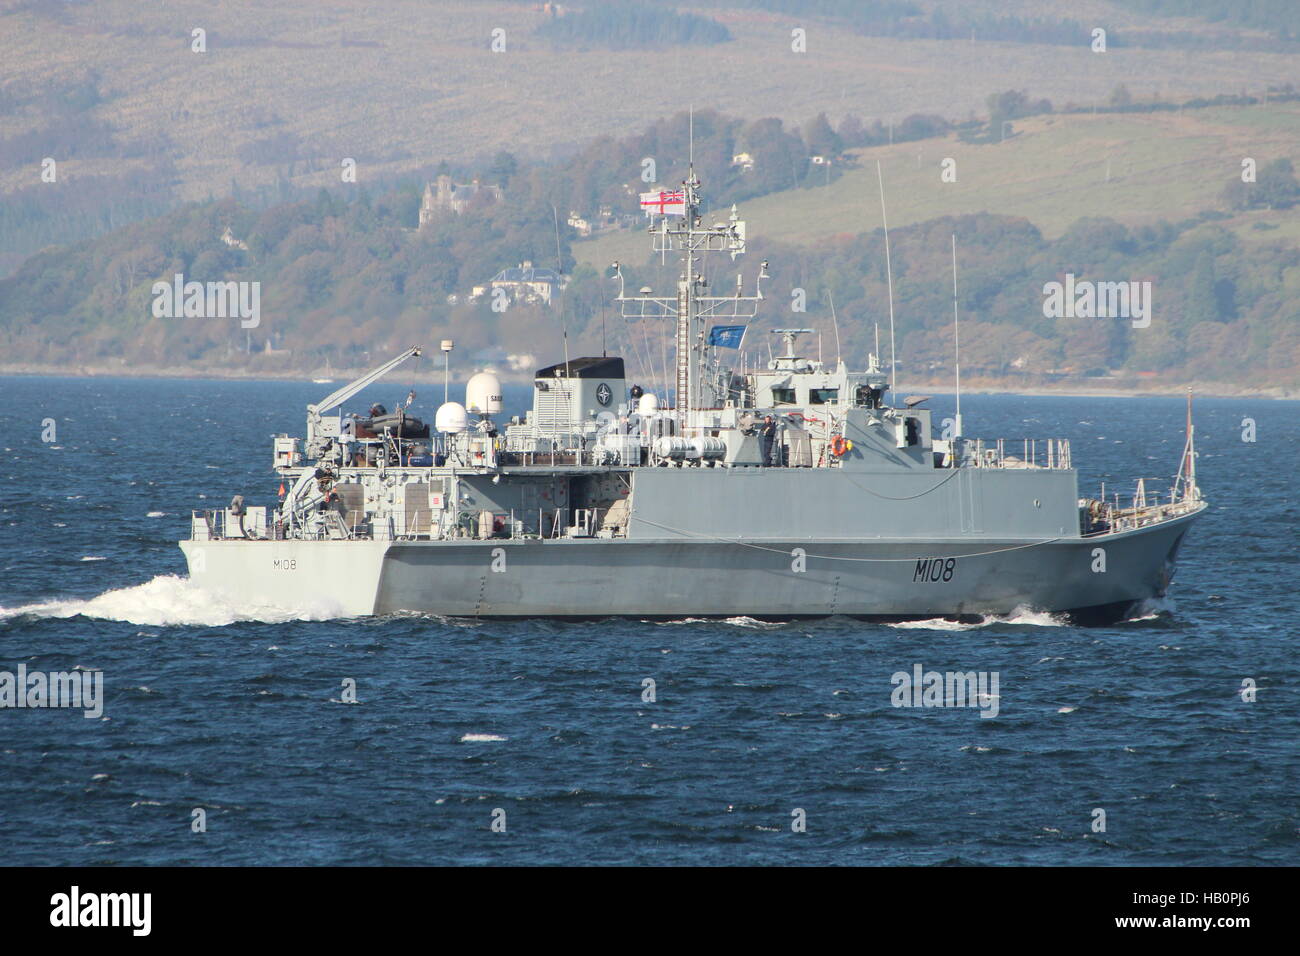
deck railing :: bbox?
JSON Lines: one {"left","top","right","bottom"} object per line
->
{"left": 1081, "top": 479, "right": 1202, "bottom": 536}
{"left": 959, "top": 438, "right": 1073, "bottom": 470}
{"left": 191, "top": 505, "right": 614, "bottom": 543}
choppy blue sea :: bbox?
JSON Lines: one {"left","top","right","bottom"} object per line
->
{"left": 0, "top": 375, "right": 1295, "bottom": 865}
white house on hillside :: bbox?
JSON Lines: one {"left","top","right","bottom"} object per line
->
{"left": 471, "top": 261, "right": 566, "bottom": 306}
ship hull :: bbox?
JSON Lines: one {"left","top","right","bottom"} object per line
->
{"left": 179, "top": 508, "right": 1199, "bottom": 625}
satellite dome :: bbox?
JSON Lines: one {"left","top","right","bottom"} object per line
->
{"left": 435, "top": 401, "right": 469, "bottom": 434}
{"left": 638, "top": 393, "right": 659, "bottom": 415}
{"left": 465, "top": 371, "right": 503, "bottom": 415}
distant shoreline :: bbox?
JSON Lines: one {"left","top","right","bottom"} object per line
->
{"left": 904, "top": 381, "right": 1300, "bottom": 401}
{"left": 1, "top": 363, "right": 1295, "bottom": 401}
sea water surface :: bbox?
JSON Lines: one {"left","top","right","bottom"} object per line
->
{"left": 0, "top": 375, "right": 1295, "bottom": 865}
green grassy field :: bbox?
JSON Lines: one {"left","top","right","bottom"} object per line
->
{"left": 575, "top": 103, "right": 1300, "bottom": 267}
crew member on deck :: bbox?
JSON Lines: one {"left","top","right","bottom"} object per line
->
{"left": 759, "top": 415, "right": 778, "bottom": 466}
{"left": 318, "top": 489, "right": 344, "bottom": 518}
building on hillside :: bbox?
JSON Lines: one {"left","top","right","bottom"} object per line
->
{"left": 220, "top": 226, "right": 249, "bottom": 250}
{"left": 418, "top": 175, "right": 503, "bottom": 228}
{"left": 262, "top": 336, "right": 291, "bottom": 357}
{"left": 564, "top": 206, "right": 630, "bottom": 237}
{"left": 566, "top": 211, "right": 592, "bottom": 236}
{"left": 731, "top": 152, "right": 755, "bottom": 172}
{"left": 470, "top": 348, "right": 540, "bottom": 372}
{"left": 471, "top": 261, "right": 566, "bottom": 307}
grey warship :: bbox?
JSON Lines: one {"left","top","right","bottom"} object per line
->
{"left": 179, "top": 169, "right": 1205, "bottom": 624}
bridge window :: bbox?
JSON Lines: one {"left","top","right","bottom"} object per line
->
{"left": 856, "top": 385, "right": 883, "bottom": 409}
{"left": 809, "top": 388, "right": 839, "bottom": 405}
{"left": 772, "top": 387, "right": 796, "bottom": 405}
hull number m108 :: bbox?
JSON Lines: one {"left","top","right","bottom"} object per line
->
{"left": 914, "top": 557, "right": 955, "bottom": 582}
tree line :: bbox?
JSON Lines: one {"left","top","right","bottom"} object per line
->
{"left": 678, "top": 0, "right": 1299, "bottom": 50}
{"left": 3, "top": 179, "right": 1297, "bottom": 388}
{"left": 535, "top": 2, "right": 732, "bottom": 50}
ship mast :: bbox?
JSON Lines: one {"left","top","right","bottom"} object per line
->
{"left": 611, "top": 163, "right": 767, "bottom": 430}
{"left": 678, "top": 168, "right": 697, "bottom": 412}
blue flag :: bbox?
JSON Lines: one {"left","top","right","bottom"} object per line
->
{"left": 708, "top": 325, "right": 746, "bottom": 349}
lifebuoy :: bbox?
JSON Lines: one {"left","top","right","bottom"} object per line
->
{"left": 830, "top": 435, "right": 850, "bottom": 457}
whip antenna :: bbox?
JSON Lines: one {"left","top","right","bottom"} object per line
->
{"left": 876, "top": 160, "right": 898, "bottom": 393}
{"left": 951, "top": 232, "right": 963, "bottom": 439}
{"left": 550, "top": 203, "right": 570, "bottom": 377}
{"left": 828, "top": 289, "right": 842, "bottom": 367}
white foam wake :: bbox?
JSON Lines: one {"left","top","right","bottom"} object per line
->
{"left": 888, "top": 605, "right": 1067, "bottom": 631}
{"left": 889, "top": 617, "right": 985, "bottom": 632}
{"left": 1125, "top": 597, "right": 1175, "bottom": 622}
{"left": 1001, "top": 605, "right": 1069, "bottom": 627}
{"left": 0, "top": 575, "right": 346, "bottom": 627}
{"left": 652, "top": 616, "right": 783, "bottom": 628}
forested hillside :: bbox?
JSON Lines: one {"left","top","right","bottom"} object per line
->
{"left": 742, "top": 214, "right": 1300, "bottom": 388}
{"left": 3, "top": 182, "right": 1297, "bottom": 388}
{"left": 4, "top": 84, "right": 1298, "bottom": 391}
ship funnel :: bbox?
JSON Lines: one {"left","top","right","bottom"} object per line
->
{"left": 466, "top": 371, "right": 503, "bottom": 416}
{"left": 435, "top": 401, "right": 469, "bottom": 434}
